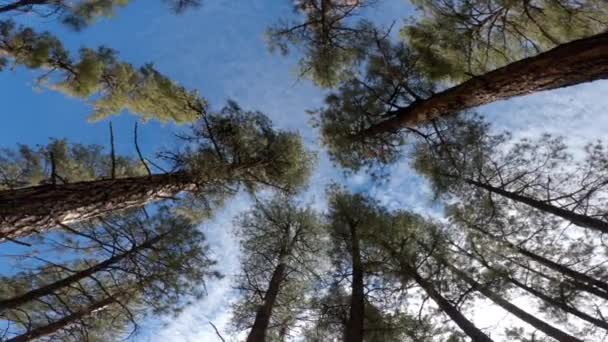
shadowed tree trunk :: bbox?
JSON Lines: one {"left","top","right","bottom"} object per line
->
{"left": 443, "top": 260, "right": 583, "bottom": 342}
{"left": 0, "top": 231, "right": 168, "bottom": 311}
{"left": 246, "top": 261, "right": 287, "bottom": 342}
{"left": 345, "top": 222, "right": 364, "bottom": 342}
{"left": 6, "top": 295, "right": 116, "bottom": 342}
{"left": 406, "top": 264, "right": 494, "bottom": 342}
{"left": 0, "top": 173, "right": 195, "bottom": 241}
{"left": 464, "top": 178, "right": 608, "bottom": 234}
{"left": 360, "top": 32, "right": 608, "bottom": 136}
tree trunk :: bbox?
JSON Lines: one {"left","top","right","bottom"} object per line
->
{"left": 6, "top": 296, "right": 115, "bottom": 342}
{"left": 504, "top": 254, "right": 608, "bottom": 302}
{"left": 507, "top": 273, "right": 608, "bottom": 331}
{"left": 246, "top": 262, "right": 287, "bottom": 342}
{"left": 513, "top": 245, "right": 608, "bottom": 295}
{"left": 345, "top": 223, "right": 365, "bottom": 342}
{"left": 463, "top": 222, "right": 608, "bottom": 299}
{"left": 464, "top": 178, "right": 608, "bottom": 234}
{"left": 467, "top": 247, "right": 608, "bottom": 331}
{"left": 0, "top": 172, "right": 194, "bottom": 241}
{"left": 360, "top": 32, "right": 608, "bottom": 136}
{"left": 0, "top": 0, "right": 49, "bottom": 13}
{"left": 407, "top": 265, "right": 494, "bottom": 342}
{"left": 444, "top": 261, "right": 583, "bottom": 342}
{"left": 0, "top": 231, "right": 168, "bottom": 311}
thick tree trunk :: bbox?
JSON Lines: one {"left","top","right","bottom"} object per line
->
{"left": 360, "top": 32, "right": 608, "bottom": 136}
{"left": 0, "top": 231, "right": 167, "bottom": 311}
{"left": 0, "top": 172, "right": 194, "bottom": 241}
{"left": 0, "top": 0, "right": 49, "bottom": 13}
{"left": 345, "top": 224, "right": 365, "bottom": 342}
{"left": 7, "top": 296, "right": 115, "bottom": 342}
{"left": 246, "top": 262, "right": 287, "bottom": 342}
{"left": 407, "top": 265, "right": 494, "bottom": 342}
{"left": 444, "top": 261, "right": 583, "bottom": 342}
{"left": 464, "top": 178, "right": 608, "bottom": 234}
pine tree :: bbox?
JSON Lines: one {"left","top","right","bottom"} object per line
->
{"left": 0, "top": 21, "right": 204, "bottom": 123}
{"left": 231, "top": 196, "right": 322, "bottom": 342}
{"left": 404, "top": 0, "right": 608, "bottom": 81}
{"left": 0, "top": 206, "right": 218, "bottom": 341}
{"left": 272, "top": 2, "right": 608, "bottom": 168}
{"left": 0, "top": 102, "right": 314, "bottom": 241}
{"left": 412, "top": 115, "right": 608, "bottom": 235}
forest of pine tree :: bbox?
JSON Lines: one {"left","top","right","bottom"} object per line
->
{"left": 0, "top": 0, "right": 607, "bottom": 341}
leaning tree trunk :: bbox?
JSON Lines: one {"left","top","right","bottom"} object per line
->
{"left": 360, "top": 32, "right": 608, "bottom": 136}
{"left": 0, "top": 172, "right": 194, "bottom": 241}
{"left": 467, "top": 248, "right": 608, "bottom": 331}
{"left": 0, "top": 231, "right": 168, "bottom": 311}
{"left": 406, "top": 264, "right": 494, "bottom": 342}
{"left": 246, "top": 261, "right": 288, "bottom": 342}
{"left": 7, "top": 295, "right": 116, "bottom": 342}
{"left": 464, "top": 178, "right": 608, "bottom": 234}
{"left": 345, "top": 223, "right": 365, "bottom": 342}
{"left": 443, "top": 260, "right": 583, "bottom": 342}
{"left": 504, "top": 253, "right": 608, "bottom": 302}
{"left": 464, "top": 221, "right": 608, "bottom": 298}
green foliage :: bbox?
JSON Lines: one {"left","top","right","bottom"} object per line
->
{"left": 0, "top": 207, "right": 218, "bottom": 340}
{"left": 231, "top": 196, "right": 322, "bottom": 338}
{"left": 0, "top": 21, "right": 204, "bottom": 123}
{"left": 314, "top": 40, "right": 432, "bottom": 172}
{"left": 403, "top": 0, "right": 608, "bottom": 81}
{"left": 267, "top": 0, "right": 378, "bottom": 87}
{"left": 177, "top": 101, "right": 316, "bottom": 196}
{"left": 0, "top": 0, "right": 201, "bottom": 30}
{"left": 0, "top": 138, "right": 146, "bottom": 189}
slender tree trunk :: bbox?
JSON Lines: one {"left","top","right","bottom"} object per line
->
{"left": 246, "top": 262, "right": 287, "bottom": 342}
{"left": 505, "top": 252, "right": 608, "bottom": 301}
{"left": 360, "top": 32, "right": 608, "bottom": 136}
{"left": 443, "top": 261, "right": 583, "bottom": 342}
{"left": 345, "top": 223, "right": 365, "bottom": 342}
{"left": 463, "top": 222, "right": 608, "bottom": 298}
{"left": 406, "top": 265, "right": 494, "bottom": 342}
{"left": 513, "top": 245, "right": 608, "bottom": 295}
{"left": 0, "top": 0, "right": 49, "bottom": 13}
{"left": 6, "top": 296, "right": 115, "bottom": 342}
{"left": 0, "top": 172, "right": 194, "bottom": 241}
{"left": 464, "top": 178, "right": 608, "bottom": 234}
{"left": 0, "top": 231, "right": 168, "bottom": 311}
{"left": 469, "top": 220, "right": 608, "bottom": 300}
{"left": 507, "top": 274, "right": 608, "bottom": 331}
{"left": 467, "top": 248, "right": 608, "bottom": 331}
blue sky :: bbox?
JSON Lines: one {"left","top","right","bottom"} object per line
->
{"left": 3, "top": 0, "right": 608, "bottom": 341}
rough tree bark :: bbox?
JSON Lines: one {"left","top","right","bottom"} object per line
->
{"left": 360, "top": 32, "right": 608, "bottom": 136}
{"left": 0, "top": 172, "right": 195, "bottom": 241}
